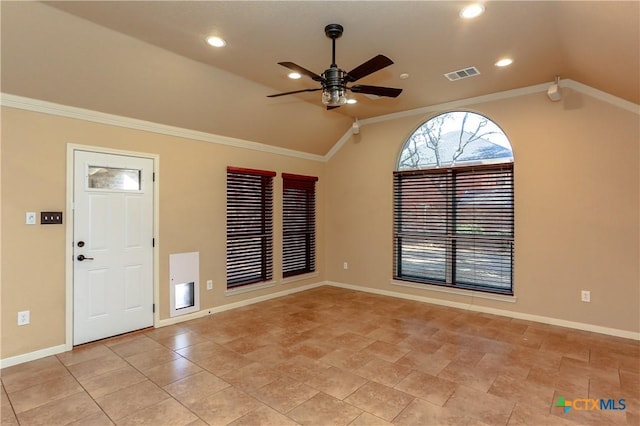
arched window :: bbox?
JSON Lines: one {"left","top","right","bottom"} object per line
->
{"left": 393, "top": 111, "right": 514, "bottom": 295}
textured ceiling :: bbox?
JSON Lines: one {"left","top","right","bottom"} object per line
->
{"left": 2, "top": 1, "right": 638, "bottom": 155}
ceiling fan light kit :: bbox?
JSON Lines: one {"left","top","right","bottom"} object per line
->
{"left": 268, "top": 23, "right": 402, "bottom": 110}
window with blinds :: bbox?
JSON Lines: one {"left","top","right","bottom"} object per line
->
{"left": 394, "top": 111, "right": 514, "bottom": 295}
{"left": 226, "top": 167, "right": 275, "bottom": 288}
{"left": 393, "top": 163, "right": 514, "bottom": 294}
{"left": 282, "top": 173, "right": 318, "bottom": 278}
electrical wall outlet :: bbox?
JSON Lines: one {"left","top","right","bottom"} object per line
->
{"left": 18, "top": 310, "right": 30, "bottom": 326}
{"left": 206, "top": 280, "right": 213, "bottom": 290}
{"left": 581, "top": 290, "right": 591, "bottom": 303}
{"left": 343, "top": 262, "right": 348, "bottom": 270}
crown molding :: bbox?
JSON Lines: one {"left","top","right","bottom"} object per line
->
{"left": 0, "top": 93, "right": 325, "bottom": 162}
{"left": 3, "top": 78, "right": 637, "bottom": 165}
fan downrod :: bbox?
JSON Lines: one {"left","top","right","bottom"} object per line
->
{"left": 324, "top": 24, "right": 343, "bottom": 40}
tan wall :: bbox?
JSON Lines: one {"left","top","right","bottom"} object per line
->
{"left": 325, "top": 89, "right": 640, "bottom": 333}
{"left": 2, "top": 87, "right": 638, "bottom": 362}
{"left": 1, "top": 107, "right": 325, "bottom": 359}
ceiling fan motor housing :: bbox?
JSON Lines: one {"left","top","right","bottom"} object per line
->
{"left": 323, "top": 66, "right": 346, "bottom": 90}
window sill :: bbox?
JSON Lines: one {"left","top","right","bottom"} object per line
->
{"left": 225, "top": 280, "right": 276, "bottom": 297}
{"left": 390, "top": 279, "right": 516, "bottom": 303}
{"left": 281, "top": 271, "right": 319, "bottom": 285}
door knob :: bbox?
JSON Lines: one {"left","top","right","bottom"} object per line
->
{"left": 77, "top": 254, "right": 94, "bottom": 261}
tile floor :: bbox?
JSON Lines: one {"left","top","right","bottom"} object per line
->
{"left": 1, "top": 286, "right": 638, "bottom": 425}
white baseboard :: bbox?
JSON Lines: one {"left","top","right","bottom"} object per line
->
{"left": 0, "top": 344, "right": 67, "bottom": 369}
{"left": 326, "top": 281, "right": 640, "bottom": 340}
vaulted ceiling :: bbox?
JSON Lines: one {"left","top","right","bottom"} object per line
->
{"left": 2, "top": 1, "right": 638, "bottom": 155}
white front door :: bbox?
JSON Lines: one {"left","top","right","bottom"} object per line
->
{"left": 73, "top": 150, "right": 154, "bottom": 345}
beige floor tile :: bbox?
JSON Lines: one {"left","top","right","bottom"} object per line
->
{"left": 67, "top": 353, "right": 129, "bottom": 381}
{"left": 1, "top": 357, "right": 70, "bottom": 393}
{"left": 224, "top": 335, "right": 269, "bottom": 354}
{"left": 1, "top": 386, "right": 19, "bottom": 425}
{"left": 228, "top": 404, "right": 300, "bottom": 426}
{"left": 305, "top": 366, "right": 367, "bottom": 400}
{"left": 287, "top": 392, "right": 362, "bottom": 426}
{"left": 163, "top": 370, "right": 230, "bottom": 404}
{"left": 8, "top": 374, "right": 83, "bottom": 414}
{"left": 95, "top": 380, "right": 170, "bottom": 421}
{"left": 117, "top": 397, "right": 200, "bottom": 426}
{"left": 437, "top": 358, "right": 500, "bottom": 392}
{"left": 175, "top": 341, "right": 224, "bottom": 363}
{"left": 78, "top": 365, "right": 147, "bottom": 399}
{"left": 445, "top": 384, "right": 515, "bottom": 425}
{"left": 289, "top": 338, "right": 338, "bottom": 360}
{"left": 153, "top": 331, "right": 209, "bottom": 351}
{"left": 320, "top": 348, "right": 376, "bottom": 371}
{"left": 361, "top": 340, "right": 409, "bottom": 363}
{"left": 396, "top": 348, "right": 452, "bottom": 375}
{"left": 3, "top": 287, "right": 638, "bottom": 426}
{"left": 67, "top": 409, "right": 115, "bottom": 425}
{"left": 16, "top": 391, "right": 102, "bottom": 425}
{"left": 183, "top": 386, "right": 261, "bottom": 425}
{"left": 143, "top": 356, "right": 203, "bottom": 387}
{"left": 489, "top": 374, "right": 556, "bottom": 411}
{"left": 344, "top": 381, "right": 414, "bottom": 421}
{"left": 143, "top": 324, "right": 190, "bottom": 341}
{"left": 366, "top": 327, "right": 410, "bottom": 345}
{"left": 250, "top": 375, "right": 319, "bottom": 413}
{"left": 243, "top": 344, "right": 297, "bottom": 364}
{"left": 221, "top": 362, "right": 281, "bottom": 392}
{"left": 507, "top": 403, "right": 578, "bottom": 426}
{"left": 526, "top": 364, "right": 589, "bottom": 396}
{"left": 329, "top": 332, "right": 376, "bottom": 352}
{"left": 349, "top": 411, "right": 394, "bottom": 426}
{"left": 108, "top": 335, "right": 165, "bottom": 358}
{"left": 273, "top": 354, "right": 331, "bottom": 382}
{"left": 125, "top": 346, "right": 182, "bottom": 371}
{"left": 395, "top": 370, "right": 457, "bottom": 406}
{"left": 393, "top": 397, "right": 473, "bottom": 426}
{"left": 475, "top": 352, "right": 531, "bottom": 380}
{"left": 56, "top": 343, "right": 114, "bottom": 367}
{"left": 354, "top": 357, "right": 411, "bottom": 387}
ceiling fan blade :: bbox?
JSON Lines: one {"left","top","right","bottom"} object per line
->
{"left": 267, "top": 88, "right": 322, "bottom": 98}
{"left": 278, "top": 62, "right": 324, "bottom": 82}
{"left": 350, "top": 84, "right": 403, "bottom": 98}
{"left": 345, "top": 55, "right": 394, "bottom": 82}
{"left": 326, "top": 105, "right": 341, "bottom": 110}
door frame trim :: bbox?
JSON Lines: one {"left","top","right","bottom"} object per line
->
{"left": 65, "top": 144, "right": 160, "bottom": 351}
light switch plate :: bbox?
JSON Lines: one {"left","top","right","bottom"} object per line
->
{"left": 26, "top": 212, "right": 36, "bottom": 225}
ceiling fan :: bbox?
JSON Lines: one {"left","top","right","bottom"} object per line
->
{"left": 267, "top": 24, "right": 403, "bottom": 110}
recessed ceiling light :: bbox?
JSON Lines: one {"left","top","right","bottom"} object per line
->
{"left": 346, "top": 99, "right": 357, "bottom": 104}
{"left": 399, "top": 73, "right": 410, "bottom": 80}
{"left": 460, "top": 3, "right": 485, "bottom": 19}
{"left": 206, "top": 36, "right": 226, "bottom": 47}
{"left": 288, "top": 72, "right": 302, "bottom": 79}
{"left": 495, "top": 58, "right": 513, "bottom": 67}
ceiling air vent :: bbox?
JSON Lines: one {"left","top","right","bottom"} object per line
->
{"left": 444, "top": 66, "right": 481, "bottom": 81}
